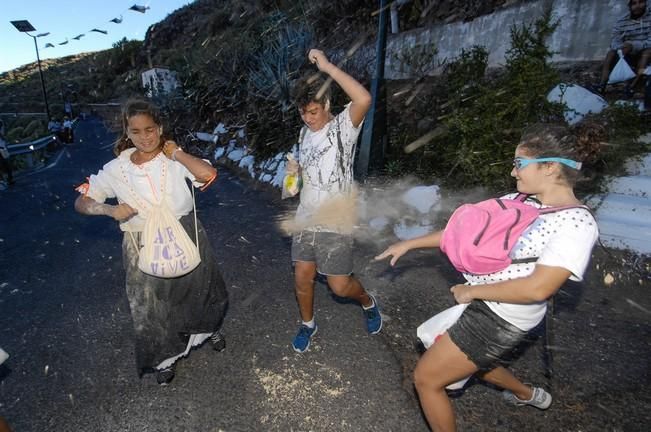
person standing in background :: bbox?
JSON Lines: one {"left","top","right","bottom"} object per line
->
{"left": 0, "top": 120, "right": 15, "bottom": 187}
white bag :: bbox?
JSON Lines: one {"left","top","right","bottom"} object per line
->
{"left": 417, "top": 303, "right": 471, "bottom": 390}
{"left": 132, "top": 199, "right": 201, "bottom": 278}
{"left": 608, "top": 50, "right": 635, "bottom": 84}
{"left": 123, "top": 159, "right": 201, "bottom": 278}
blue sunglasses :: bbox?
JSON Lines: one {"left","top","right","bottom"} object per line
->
{"left": 513, "top": 157, "right": 582, "bottom": 171}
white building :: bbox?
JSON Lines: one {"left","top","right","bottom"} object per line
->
{"left": 141, "top": 67, "right": 179, "bottom": 97}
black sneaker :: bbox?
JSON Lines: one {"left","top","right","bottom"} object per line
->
{"left": 210, "top": 331, "right": 226, "bottom": 352}
{"left": 156, "top": 366, "right": 175, "bottom": 386}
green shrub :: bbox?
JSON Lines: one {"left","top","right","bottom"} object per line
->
{"left": 384, "top": 159, "right": 407, "bottom": 177}
{"left": 415, "top": 8, "right": 564, "bottom": 191}
{"left": 247, "top": 15, "right": 313, "bottom": 111}
{"left": 599, "top": 103, "right": 645, "bottom": 140}
{"left": 582, "top": 104, "right": 650, "bottom": 182}
{"left": 23, "top": 119, "right": 45, "bottom": 137}
{"left": 443, "top": 46, "right": 488, "bottom": 94}
{"left": 6, "top": 127, "right": 24, "bottom": 143}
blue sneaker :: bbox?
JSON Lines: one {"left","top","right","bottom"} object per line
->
{"left": 292, "top": 324, "right": 318, "bottom": 353}
{"left": 363, "top": 295, "right": 383, "bottom": 335}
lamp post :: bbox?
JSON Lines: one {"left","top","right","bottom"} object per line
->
{"left": 356, "top": 0, "right": 389, "bottom": 178}
{"left": 10, "top": 20, "right": 51, "bottom": 121}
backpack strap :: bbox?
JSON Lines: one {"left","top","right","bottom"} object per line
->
{"left": 543, "top": 296, "right": 555, "bottom": 383}
{"left": 510, "top": 257, "right": 538, "bottom": 265}
{"left": 514, "top": 193, "right": 543, "bottom": 205}
{"left": 539, "top": 204, "right": 590, "bottom": 215}
{"left": 510, "top": 205, "right": 594, "bottom": 265}
{"left": 539, "top": 204, "right": 596, "bottom": 227}
{"left": 298, "top": 125, "right": 308, "bottom": 147}
{"left": 514, "top": 192, "right": 595, "bottom": 220}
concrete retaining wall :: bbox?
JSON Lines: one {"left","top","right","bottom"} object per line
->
{"left": 384, "top": 0, "right": 625, "bottom": 79}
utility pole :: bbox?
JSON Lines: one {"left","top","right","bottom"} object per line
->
{"left": 10, "top": 20, "right": 51, "bottom": 121}
{"left": 32, "top": 35, "right": 51, "bottom": 121}
{"left": 357, "top": 0, "right": 389, "bottom": 178}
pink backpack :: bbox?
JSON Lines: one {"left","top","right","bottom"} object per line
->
{"left": 440, "top": 194, "right": 586, "bottom": 275}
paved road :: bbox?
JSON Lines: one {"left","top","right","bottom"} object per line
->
{"left": 1, "top": 118, "right": 649, "bottom": 432}
{"left": 0, "top": 118, "right": 429, "bottom": 431}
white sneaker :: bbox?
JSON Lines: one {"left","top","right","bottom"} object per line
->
{"left": 503, "top": 386, "right": 552, "bottom": 410}
{"left": 0, "top": 348, "right": 8, "bottom": 365}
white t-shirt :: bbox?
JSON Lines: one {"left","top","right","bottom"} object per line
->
{"left": 295, "top": 103, "right": 363, "bottom": 232}
{"left": 462, "top": 193, "right": 599, "bottom": 331}
{"left": 84, "top": 148, "right": 204, "bottom": 232}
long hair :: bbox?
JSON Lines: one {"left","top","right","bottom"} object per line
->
{"left": 518, "top": 122, "right": 606, "bottom": 186}
{"left": 113, "top": 99, "right": 164, "bottom": 156}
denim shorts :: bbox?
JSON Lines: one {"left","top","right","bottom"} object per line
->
{"left": 291, "top": 230, "right": 354, "bottom": 276}
{"left": 447, "top": 300, "right": 529, "bottom": 371}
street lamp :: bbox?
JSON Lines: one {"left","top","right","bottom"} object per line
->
{"left": 10, "top": 20, "right": 51, "bottom": 121}
{"left": 356, "top": 0, "right": 389, "bottom": 178}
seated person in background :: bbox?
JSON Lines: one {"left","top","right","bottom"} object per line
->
{"left": 596, "top": 0, "right": 651, "bottom": 96}
{"left": 62, "top": 116, "right": 73, "bottom": 143}
{"left": 48, "top": 118, "right": 64, "bottom": 143}
{"left": 0, "top": 120, "right": 14, "bottom": 186}
{"left": 48, "top": 118, "right": 62, "bottom": 134}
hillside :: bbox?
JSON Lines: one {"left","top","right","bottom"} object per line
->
{"left": 2, "top": 0, "right": 648, "bottom": 193}
{"left": 1, "top": 37, "right": 144, "bottom": 112}
{"left": 0, "top": 0, "right": 525, "bottom": 116}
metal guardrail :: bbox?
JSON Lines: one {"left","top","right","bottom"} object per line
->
{"left": 6, "top": 134, "right": 60, "bottom": 168}
{"left": 3, "top": 118, "right": 78, "bottom": 168}
{"left": 0, "top": 112, "right": 49, "bottom": 117}
{"left": 7, "top": 134, "right": 58, "bottom": 155}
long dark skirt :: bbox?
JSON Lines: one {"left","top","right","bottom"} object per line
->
{"left": 122, "top": 214, "right": 228, "bottom": 376}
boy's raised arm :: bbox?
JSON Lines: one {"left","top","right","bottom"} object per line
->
{"left": 308, "top": 49, "right": 371, "bottom": 128}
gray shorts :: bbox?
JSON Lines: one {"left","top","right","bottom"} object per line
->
{"left": 447, "top": 300, "right": 529, "bottom": 371}
{"left": 291, "top": 230, "right": 354, "bottom": 276}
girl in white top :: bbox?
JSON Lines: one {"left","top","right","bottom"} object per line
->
{"left": 75, "top": 99, "right": 228, "bottom": 385}
{"left": 376, "top": 123, "right": 602, "bottom": 431}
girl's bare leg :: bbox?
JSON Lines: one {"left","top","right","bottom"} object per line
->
{"left": 414, "top": 333, "right": 478, "bottom": 432}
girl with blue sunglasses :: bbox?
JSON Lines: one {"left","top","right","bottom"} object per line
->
{"left": 376, "top": 122, "right": 605, "bottom": 431}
